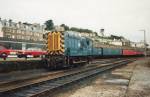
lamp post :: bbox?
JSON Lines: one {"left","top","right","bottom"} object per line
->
{"left": 139, "top": 29, "right": 147, "bottom": 57}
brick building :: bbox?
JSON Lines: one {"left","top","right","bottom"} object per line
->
{"left": 0, "top": 18, "right": 45, "bottom": 41}
{"left": 0, "top": 18, "right": 45, "bottom": 50}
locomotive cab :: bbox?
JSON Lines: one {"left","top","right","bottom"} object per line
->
{"left": 44, "top": 30, "right": 93, "bottom": 69}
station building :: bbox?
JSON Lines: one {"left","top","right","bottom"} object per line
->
{"left": 0, "top": 18, "right": 46, "bottom": 50}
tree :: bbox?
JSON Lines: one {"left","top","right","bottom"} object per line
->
{"left": 110, "top": 35, "right": 123, "bottom": 40}
{"left": 94, "top": 32, "right": 98, "bottom": 36}
{"left": 60, "top": 24, "right": 69, "bottom": 31}
{"left": 70, "top": 27, "right": 93, "bottom": 33}
{"left": 44, "top": 20, "right": 54, "bottom": 31}
{"left": 70, "top": 27, "right": 79, "bottom": 32}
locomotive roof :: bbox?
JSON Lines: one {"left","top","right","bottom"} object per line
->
{"left": 64, "top": 31, "right": 92, "bottom": 41}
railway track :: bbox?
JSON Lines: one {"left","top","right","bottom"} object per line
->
{"left": 0, "top": 58, "right": 124, "bottom": 86}
{"left": 0, "top": 58, "right": 136, "bottom": 97}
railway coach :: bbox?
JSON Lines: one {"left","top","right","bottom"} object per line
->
{"left": 122, "top": 49, "right": 144, "bottom": 56}
{"left": 102, "top": 47, "right": 122, "bottom": 57}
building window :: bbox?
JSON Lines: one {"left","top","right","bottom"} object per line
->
{"left": 4, "top": 22, "right": 6, "bottom": 26}
{"left": 5, "top": 34, "right": 11, "bottom": 38}
{"left": 12, "top": 35, "right": 15, "bottom": 39}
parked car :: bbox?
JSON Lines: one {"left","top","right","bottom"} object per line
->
{"left": 17, "top": 48, "right": 47, "bottom": 58}
{"left": 0, "top": 45, "right": 18, "bottom": 60}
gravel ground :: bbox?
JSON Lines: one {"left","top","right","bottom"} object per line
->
{"left": 50, "top": 58, "right": 150, "bottom": 97}
{"left": 125, "top": 58, "right": 150, "bottom": 97}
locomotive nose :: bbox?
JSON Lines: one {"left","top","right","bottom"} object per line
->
{"left": 46, "top": 31, "right": 64, "bottom": 55}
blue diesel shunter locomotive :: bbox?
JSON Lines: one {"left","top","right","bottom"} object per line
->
{"left": 44, "top": 31, "right": 102, "bottom": 68}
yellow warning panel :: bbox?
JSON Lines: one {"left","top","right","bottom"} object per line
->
{"left": 54, "top": 32, "right": 61, "bottom": 50}
{"left": 47, "top": 32, "right": 54, "bottom": 51}
{"left": 47, "top": 32, "right": 61, "bottom": 52}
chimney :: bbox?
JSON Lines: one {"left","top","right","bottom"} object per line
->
{"left": 9, "top": 19, "right": 12, "bottom": 27}
{"left": 18, "top": 21, "right": 22, "bottom": 24}
{"left": 100, "top": 28, "right": 104, "bottom": 36}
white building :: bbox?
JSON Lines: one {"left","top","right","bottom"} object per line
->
{"left": 134, "top": 42, "right": 145, "bottom": 48}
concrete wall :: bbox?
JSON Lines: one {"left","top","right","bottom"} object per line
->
{"left": 0, "top": 60, "right": 46, "bottom": 73}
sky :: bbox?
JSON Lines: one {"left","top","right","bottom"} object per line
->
{"left": 0, "top": 0, "right": 150, "bottom": 45}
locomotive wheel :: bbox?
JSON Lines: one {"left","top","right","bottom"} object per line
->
{"left": 46, "top": 56, "right": 65, "bottom": 70}
{"left": 1, "top": 53, "right": 7, "bottom": 60}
